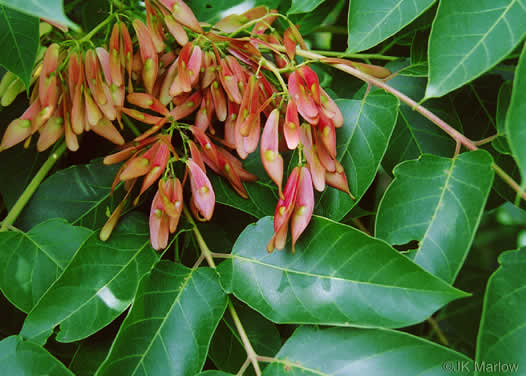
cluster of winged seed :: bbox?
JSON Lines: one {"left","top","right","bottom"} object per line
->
{"left": 0, "top": 0, "right": 354, "bottom": 252}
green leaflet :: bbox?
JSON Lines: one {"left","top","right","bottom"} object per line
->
{"left": 475, "top": 248, "right": 526, "bottom": 375}
{"left": 0, "top": 219, "right": 92, "bottom": 312}
{"left": 262, "top": 326, "right": 472, "bottom": 375}
{"left": 426, "top": 0, "right": 526, "bottom": 98}
{"left": 0, "top": 5, "right": 39, "bottom": 90}
{"left": 376, "top": 150, "right": 494, "bottom": 283}
{"left": 316, "top": 92, "right": 399, "bottom": 220}
{"left": 20, "top": 213, "right": 159, "bottom": 344}
{"left": 219, "top": 216, "right": 467, "bottom": 328}
{"left": 211, "top": 150, "right": 277, "bottom": 218}
{"left": 96, "top": 261, "right": 227, "bottom": 376}
{"left": 16, "top": 158, "right": 125, "bottom": 231}
{"left": 346, "top": 0, "right": 436, "bottom": 53}
{"left": 0, "top": 335, "right": 74, "bottom": 376}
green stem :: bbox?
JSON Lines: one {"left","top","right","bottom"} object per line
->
{"left": 474, "top": 134, "right": 498, "bottom": 146}
{"left": 308, "top": 49, "right": 399, "bottom": 61}
{"left": 182, "top": 207, "right": 261, "bottom": 376}
{"left": 79, "top": 13, "right": 117, "bottom": 43}
{"left": 237, "top": 358, "right": 251, "bottom": 376}
{"left": 1, "top": 141, "right": 67, "bottom": 232}
{"left": 182, "top": 205, "right": 216, "bottom": 268}
{"left": 228, "top": 300, "right": 262, "bottom": 376}
{"left": 261, "top": 58, "right": 288, "bottom": 95}
{"left": 427, "top": 317, "right": 449, "bottom": 346}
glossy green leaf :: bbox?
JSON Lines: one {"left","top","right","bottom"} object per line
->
{"left": 506, "top": 46, "right": 526, "bottom": 189}
{"left": 16, "top": 159, "right": 125, "bottom": 231}
{"left": 212, "top": 175, "right": 276, "bottom": 218}
{"left": 316, "top": 92, "right": 399, "bottom": 220}
{"left": 376, "top": 150, "right": 494, "bottom": 283}
{"left": 346, "top": 0, "right": 436, "bottom": 53}
{"left": 0, "top": 5, "right": 38, "bottom": 90}
{"left": 211, "top": 151, "right": 277, "bottom": 218}
{"left": 0, "top": 219, "right": 92, "bottom": 313}
{"left": 0, "top": 335, "right": 74, "bottom": 376}
{"left": 475, "top": 248, "right": 526, "bottom": 375}
{"left": 262, "top": 326, "right": 472, "bottom": 375}
{"left": 219, "top": 216, "right": 467, "bottom": 328}
{"left": 288, "top": 0, "right": 325, "bottom": 14}
{"left": 96, "top": 261, "right": 227, "bottom": 376}
{"left": 209, "top": 303, "right": 281, "bottom": 375}
{"left": 198, "top": 372, "right": 235, "bottom": 376}
{"left": 20, "top": 213, "right": 159, "bottom": 344}
{"left": 0, "top": 0, "right": 77, "bottom": 29}
{"left": 426, "top": 0, "right": 526, "bottom": 98}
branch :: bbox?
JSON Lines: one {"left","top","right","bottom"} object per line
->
{"left": 183, "top": 205, "right": 216, "bottom": 268}
{"left": 285, "top": 46, "right": 526, "bottom": 201}
{"left": 427, "top": 317, "right": 449, "bottom": 346}
{"left": 229, "top": 300, "right": 262, "bottom": 376}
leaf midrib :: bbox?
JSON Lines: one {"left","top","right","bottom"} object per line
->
{"left": 412, "top": 157, "right": 456, "bottom": 269}
{"left": 232, "top": 254, "right": 456, "bottom": 295}
{"left": 431, "top": 0, "right": 519, "bottom": 93}
{"left": 350, "top": 0, "right": 405, "bottom": 48}
{"left": 128, "top": 268, "right": 195, "bottom": 375}
{"left": 25, "top": 236, "right": 151, "bottom": 340}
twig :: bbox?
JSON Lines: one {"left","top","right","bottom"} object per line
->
{"left": 237, "top": 358, "right": 251, "bottom": 375}
{"left": 229, "top": 300, "right": 262, "bottom": 376}
{"left": 474, "top": 134, "right": 498, "bottom": 146}
{"left": 427, "top": 317, "right": 449, "bottom": 346}
{"left": 182, "top": 206, "right": 261, "bottom": 376}
{"left": 307, "top": 49, "right": 399, "bottom": 61}
{"left": 209, "top": 252, "right": 233, "bottom": 259}
{"left": 182, "top": 205, "right": 216, "bottom": 268}
{"left": 352, "top": 218, "right": 370, "bottom": 235}
{"left": 282, "top": 46, "right": 526, "bottom": 202}
{"left": 256, "top": 355, "right": 277, "bottom": 363}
